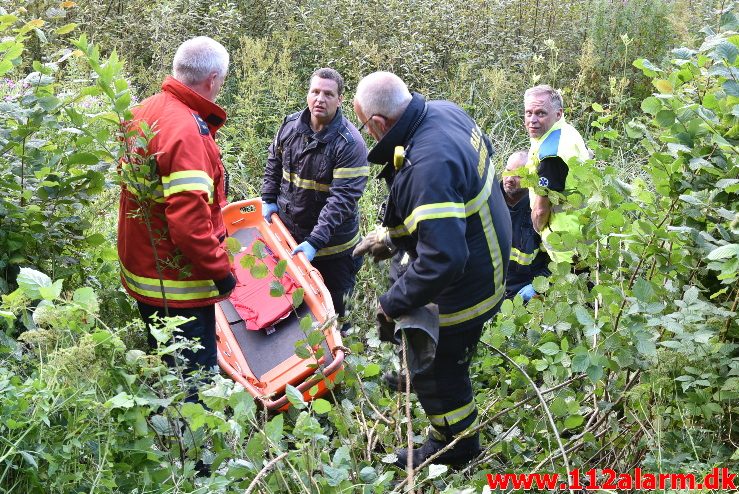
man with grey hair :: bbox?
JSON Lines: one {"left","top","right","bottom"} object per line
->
{"left": 262, "top": 68, "right": 368, "bottom": 335}
{"left": 119, "top": 36, "right": 236, "bottom": 399}
{"left": 523, "top": 84, "right": 589, "bottom": 264}
{"left": 353, "top": 71, "right": 511, "bottom": 468}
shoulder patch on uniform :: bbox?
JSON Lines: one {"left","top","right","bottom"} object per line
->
{"left": 538, "top": 128, "right": 561, "bottom": 160}
{"left": 338, "top": 124, "right": 355, "bottom": 144}
{"left": 538, "top": 176, "right": 550, "bottom": 187}
{"left": 192, "top": 113, "right": 210, "bottom": 136}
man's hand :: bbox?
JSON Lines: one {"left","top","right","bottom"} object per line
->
{"left": 352, "top": 226, "right": 396, "bottom": 262}
{"left": 531, "top": 195, "right": 551, "bottom": 233}
{"left": 262, "top": 202, "right": 279, "bottom": 223}
{"left": 516, "top": 283, "right": 537, "bottom": 302}
{"left": 292, "top": 241, "right": 317, "bottom": 262}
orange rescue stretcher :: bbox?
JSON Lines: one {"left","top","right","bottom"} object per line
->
{"left": 215, "top": 199, "right": 345, "bottom": 411}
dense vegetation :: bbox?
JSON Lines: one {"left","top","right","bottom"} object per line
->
{"left": 0, "top": 0, "right": 737, "bottom": 492}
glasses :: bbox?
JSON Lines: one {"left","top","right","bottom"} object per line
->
{"left": 357, "top": 113, "right": 378, "bottom": 133}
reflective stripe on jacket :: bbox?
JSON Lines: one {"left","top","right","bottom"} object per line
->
{"left": 261, "top": 108, "right": 368, "bottom": 258}
{"left": 369, "top": 93, "right": 512, "bottom": 331}
{"left": 118, "top": 77, "right": 233, "bottom": 308}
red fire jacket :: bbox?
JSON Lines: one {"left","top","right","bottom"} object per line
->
{"left": 118, "top": 77, "right": 235, "bottom": 308}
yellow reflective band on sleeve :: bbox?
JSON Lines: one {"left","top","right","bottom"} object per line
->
{"left": 428, "top": 400, "right": 476, "bottom": 428}
{"left": 333, "top": 166, "right": 370, "bottom": 179}
{"left": 389, "top": 202, "right": 466, "bottom": 237}
{"left": 282, "top": 170, "right": 330, "bottom": 192}
{"left": 510, "top": 247, "right": 539, "bottom": 266}
{"left": 162, "top": 170, "right": 214, "bottom": 204}
{"left": 121, "top": 265, "right": 220, "bottom": 301}
{"left": 315, "top": 231, "right": 361, "bottom": 257}
{"left": 388, "top": 160, "right": 496, "bottom": 239}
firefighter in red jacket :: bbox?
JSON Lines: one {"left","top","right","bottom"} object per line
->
{"left": 118, "top": 37, "right": 236, "bottom": 390}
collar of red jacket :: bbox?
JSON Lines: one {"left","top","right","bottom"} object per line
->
{"left": 161, "top": 76, "right": 227, "bottom": 133}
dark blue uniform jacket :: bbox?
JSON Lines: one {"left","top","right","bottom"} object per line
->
{"left": 368, "top": 93, "right": 511, "bottom": 331}
{"left": 262, "top": 108, "right": 368, "bottom": 258}
{"left": 504, "top": 184, "right": 551, "bottom": 298}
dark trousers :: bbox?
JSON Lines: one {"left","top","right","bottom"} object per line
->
{"left": 311, "top": 254, "right": 363, "bottom": 319}
{"left": 410, "top": 322, "right": 484, "bottom": 440}
{"left": 138, "top": 302, "right": 217, "bottom": 375}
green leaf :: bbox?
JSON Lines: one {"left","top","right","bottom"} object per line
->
{"left": 324, "top": 465, "right": 350, "bottom": 487}
{"left": 538, "top": 342, "right": 560, "bottom": 356}
{"left": 655, "top": 110, "right": 675, "bottom": 127}
{"left": 550, "top": 397, "right": 569, "bottom": 417}
{"left": 225, "top": 236, "right": 241, "bottom": 254}
{"left": 636, "top": 338, "right": 656, "bottom": 356}
{"left": 652, "top": 79, "right": 673, "bottom": 94}
{"left": 706, "top": 244, "right": 739, "bottom": 261}
{"left": 105, "top": 392, "right": 135, "bottom": 409}
{"left": 55, "top": 22, "right": 77, "bottom": 34}
{"left": 532, "top": 275, "right": 549, "bottom": 293}
{"left": 252, "top": 240, "right": 267, "bottom": 259}
{"left": 0, "top": 59, "right": 13, "bottom": 76}
{"left": 364, "top": 363, "right": 381, "bottom": 377}
{"left": 307, "top": 329, "right": 324, "bottom": 346}
{"left": 571, "top": 351, "right": 590, "bottom": 373}
{"left": 250, "top": 263, "right": 268, "bottom": 279}
{"left": 586, "top": 364, "right": 603, "bottom": 383}
{"left": 67, "top": 152, "right": 99, "bottom": 165}
{"left": 17, "top": 267, "right": 52, "bottom": 300}
{"left": 574, "top": 305, "right": 594, "bottom": 326}
{"left": 292, "top": 287, "right": 305, "bottom": 307}
{"left": 633, "top": 58, "right": 661, "bottom": 77}
{"left": 38, "top": 279, "right": 63, "bottom": 301}
{"left": 294, "top": 345, "right": 311, "bottom": 359}
{"left": 240, "top": 254, "right": 255, "bottom": 270}
{"left": 285, "top": 384, "right": 306, "bottom": 409}
{"left": 274, "top": 259, "right": 287, "bottom": 278}
{"left": 299, "top": 315, "right": 313, "bottom": 332}
{"left": 633, "top": 278, "right": 657, "bottom": 302}
{"left": 724, "top": 80, "right": 739, "bottom": 97}
{"left": 269, "top": 280, "right": 285, "bottom": 297}
{"left": 428, "top": 464, "right": 448, "bottom": 479}
{"left": 641, "top": 96, "right": 662, "bottom": 115}
{"left": 84, "top": 233, "right": 106, "bottom": 246}
{"left": 592, "top": 102, "right": 604, "bottom": 113}
{"left": 564, "top": 414, "right": 584, "bottom": 429}
{"left": 359, "top": 466, "right": 377, "bottom": 482}
{"left": 264, "top": 414, "right": 284, "bottom": 447}
{"left": 20, "top": 451, "right": 38, "bottom": 470}
{"left": 312, "top": 398, "right": 331, "bottom": 414}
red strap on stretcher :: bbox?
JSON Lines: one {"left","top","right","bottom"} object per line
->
{"left": 229, "top": 239, "right": 300, "bottom": 331}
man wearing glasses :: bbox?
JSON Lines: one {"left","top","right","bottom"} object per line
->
{"left": 261, "top": 68, "right": 368, "bottom": 335}
{"left": 353, "top": 71, "right": 511, "bottom": 467}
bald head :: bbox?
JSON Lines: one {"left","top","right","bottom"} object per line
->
{"left": 503, "top": 150, "right": 529, "bottom": 202}
{"left": 354, "top": 71, "right": 412, "bottom": 121}
{"left": 506, "top": 150, "right": 528, "bottom": 171}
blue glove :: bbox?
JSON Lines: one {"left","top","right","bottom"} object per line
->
{"left": 262, "top": 202, "right": 279, "bottom": 223}
{"left": 517, "top": 283, "right": 537, "bottom": 302}
{"left": 292, "top": 241, "right": 317, "bottom": 262}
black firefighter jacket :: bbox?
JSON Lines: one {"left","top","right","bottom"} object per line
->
{"left": 504, "top": 184, "right": 551, "bottom": 298}
{"left": 262, "top": 108, "right": 368, "bottom": 258}
{"left": 369, "top": 93, "right": 512, "bottom": 332}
